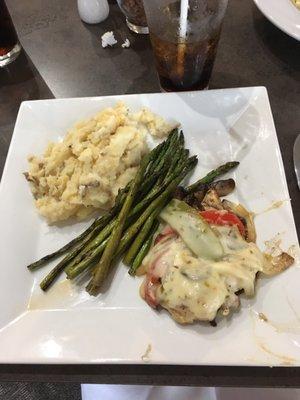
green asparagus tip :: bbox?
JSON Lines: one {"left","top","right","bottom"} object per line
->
{"left": 186, "top": 160, "right": 239, "bottom": 194}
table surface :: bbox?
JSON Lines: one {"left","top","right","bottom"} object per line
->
{"left": 0, "top": 0, "right": 300, "bottom": 388}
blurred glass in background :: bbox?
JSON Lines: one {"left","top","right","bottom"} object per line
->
{"left": 143, "top": 0, "right": 228, "bottom": 91}
{"left": 0, "top": 0, "right": 21, "bottom": 67}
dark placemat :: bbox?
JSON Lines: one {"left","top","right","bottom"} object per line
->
{"left": 0, "top": 382, "right": 81, "bottom": 400}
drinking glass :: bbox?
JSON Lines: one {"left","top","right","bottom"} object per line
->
{"left": 0, "top": 0, "right": 21, "bottom": 67}
{"left": 117, "top": 0, "right": 148, "bottom": 34}
{"left": 143, "top": 0, "right": 228, "bottom": 91}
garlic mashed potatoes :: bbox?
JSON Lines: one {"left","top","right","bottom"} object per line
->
{"left": 26, "top": 103, "right": 172, "bottom": 223}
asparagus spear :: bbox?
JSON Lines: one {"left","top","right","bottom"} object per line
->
{"left": 86, "top": 155, "right": 151, "bottom": 296}
{"left": 146, "top": 129, "right": 177, "bottom": 176}
{"left": 64, "top": 237, "right": 109, "bottom": 280}
{"left": 129, "top": 220, "right": 159, "bottom": 276}
{"left": 64, "top": 218, "right": 117, "bottom": 276}
{"left": 123, "top": 209, "right": 159, "bottom": 266}
{"left": 137, "top": 139, "right": 169, "bottom": 196}
{"left": 27, "top": 216, "right": 106, "bottom": 271}
{"left": 84, "top": 156, "right": 197, "bottom": 292}
{"left": 156, "top": 130, "right": 180, "bottom": 169}
{"left": 185, "top": 161, "right": 239, "bottom": 194}
{"left": 132, "top": 147, "right": 189, "bottom": 216}
{"left": 39, "top": 226, "right": 111, "bottom": 290}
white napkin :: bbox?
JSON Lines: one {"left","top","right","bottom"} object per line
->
{"left": 81, "top": 385, "right": 216, "bottom": 400}
{"left": 82, "top": 385, "right": 300, "bottom": 400}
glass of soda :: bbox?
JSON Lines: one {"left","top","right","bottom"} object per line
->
{"left": 143, "top": 0, "right": 228, "bottom": 91}
{"left": 0, "top": 0, "right": 21, "bottom": 67}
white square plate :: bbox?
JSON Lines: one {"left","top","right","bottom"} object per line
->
{"left": 0, "top": 87, "right": 299, "bottom": 365}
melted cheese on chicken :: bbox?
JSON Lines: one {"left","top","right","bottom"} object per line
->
{"left": 142, "top": 225, "right": 269, "bottom": 323}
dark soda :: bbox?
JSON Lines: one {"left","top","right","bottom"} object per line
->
{"left": 0, "top": 0, "right": 18, "bottom": 57}
{"left": 150, "top": 30, "right": 221, "bottom": 92}
{"left": 146, "top": 0, "right": 225, "bottom": 91}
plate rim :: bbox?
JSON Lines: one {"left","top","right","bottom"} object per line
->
{"left": 253, "top": 0, "right": 300, "bottom": 41}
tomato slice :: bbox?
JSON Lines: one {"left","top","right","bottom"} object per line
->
{"left": 154, "top": 225, "right": 177, "bottom": 245}
{"left": 199, "top": 210, "right": 245, "bottom": 237}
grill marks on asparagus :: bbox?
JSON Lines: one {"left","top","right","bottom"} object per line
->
{"left": 27, "top": 129, "right": 239, "bottom": 294}
{"left": 86, "top": 154, "right": 151, "bottom": 296}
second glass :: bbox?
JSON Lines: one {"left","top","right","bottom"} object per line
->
{"left": 117, "top": 0, "right": 148, "bottom": 34}
{"left": 0, "top": 0, "right": 21, "bottom": 67}
{"left": 143, "top": 0, "right": 228, "bottom": 91}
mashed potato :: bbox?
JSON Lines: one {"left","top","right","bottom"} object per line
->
{"left": 25, "top": 103, "right": 172, "bottom": 223}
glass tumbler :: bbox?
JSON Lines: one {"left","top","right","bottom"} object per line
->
{"left": 0, "top": 0, "right": 21, "bottom": 67}
{"left": 143, "top": 0, "right": 228, "bottom": 91}
{"left": 117, "top": 0, "right": 148, "bottom": 34}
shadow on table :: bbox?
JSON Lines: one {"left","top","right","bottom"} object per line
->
{"left": 0, "top": 49, "right": 54, "bottom": 177}
{"left": 0, "top": 49, "right": 54, "bottom": 97}
{"left": 252, "top": 5, "right": 300, "bottom": 74}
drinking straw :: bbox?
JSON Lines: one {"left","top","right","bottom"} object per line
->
{"left": 179, "top": 0, "right": 189, "bottom": 39}
{"left": 177, "top": 0, "right": 189, "bottom": 81}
